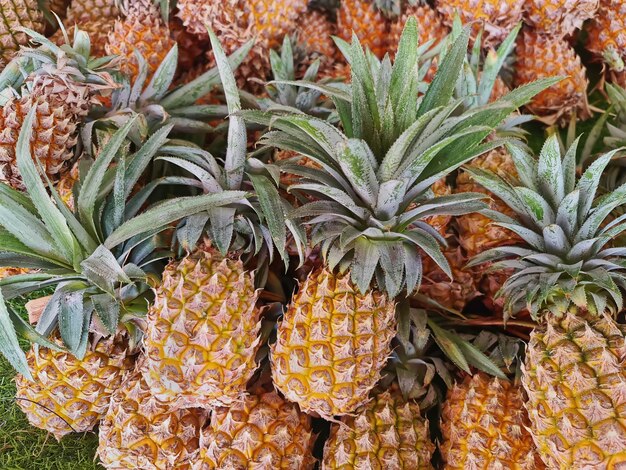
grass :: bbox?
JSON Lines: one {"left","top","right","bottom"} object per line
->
{"left": 0, "top": 291, "right": 100, "bottom": 470}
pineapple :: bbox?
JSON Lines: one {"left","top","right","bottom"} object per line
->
{"left": 418, "top": 243, "right": 480, "bottom": 312}
{"left": 524, "top": 0, "right": 598, "bottom": 37}
{"left": 435, "top": 0, "right": 524, "bottom": 48}
{"left": 513, "top": 28, "right": 590, "bottom": 124}
{"left": 98, "top": 364, "right": 208, "bottom": 470}
{"left": 0, "top": 27, "right": 116, "bottom": 189}
{"left": 322, "top": 389, "right": 435, "bottom": 469}
{"left": 337, "top": 0, "right": 388, "bottom": 59}
{"left": 0, "top": 0, "right": 45, "bottom": 65}
{"left": 51, "top": 0, "right": 119, "bottom": 55}
{"left": 15, "top": 334, "right": 133, "bottom": 439}
{"left": 142, "top": 247, "right": 263, "bottom": 409}
{"left": 293, "top": 9, "right": 337, "bottom": 75}
{"left": 271, "top": 268, "right": 397, "bottom": 420}
{"left": 189, "top": 389, "right": 316, "bottom": 469}
{"left": 586, "top": 0, "right": 626, "bottom": 72}
{"left": 441, "top": 372, "right": 544, "bottom": 469}
{"left": 106, "top": 0, "right": 175, "bottom": 83}
{"left": 467, "top": 135, "right": 626, "bottom": 467}
{"left": 177, "top": 0, "right": 307, "bottom": 92}
{"left": 141, "top": 28, "right": 296, "bottom": 410}
{"left": 245, "top": 19, "right": 551, "bottom": 419}
{"left": 455, "top": 148, "right": 522, "bottom": 259}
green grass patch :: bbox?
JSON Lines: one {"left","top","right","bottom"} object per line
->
{"left": 0, "top": 291, "right": 99, "bottom": 470}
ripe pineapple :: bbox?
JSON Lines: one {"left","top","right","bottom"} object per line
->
{"left": 51, "top": 0, "right": 119, "bottom": 55}
{"left": 271, "top": 268, "right": 397, "bottom": 420}
{"left": 177, "top": 0, "right": 306, "bottom": 92}
{"left": 441, "top": 372, "right": 544, "bottom": 469}
{"left": 467, "top": 136, "right": 626, "bottom": 467}
{"left": 293, "top": 9, "right": 337, "bottom": 75}
{"left": 0, "top": 27, "right": 116, "bottom": 189}
{"left": 524, "top": 0, "right": 598, "bottom": 37}
{"left": 0, "top": 0, "right": 45, "bottom": 65}
{"left": 247, "top": 19, "right": 551, "bottom": 420}
{"left": 106, "top": 0, "right": 175, "bottom": 82}
{"left": 15, "top": 334, "right": 134, "bottom": 439}
{"left": 142, "top": 247, "right": 262, "bottom": 409}
{"left": 435, "top": 0, "right": 524, "bottom": 48}
{"left": 586, "top": 0, "right": 626, "bottom": 72}
{"left": 418, "top": 243, "right": 479, "bottom": 312}
{"left": 322, "top": 390, "right": 435, "bottom": 469}
{"left": 337, "top": 0, "right": 388, "bottom": 59}
{"left": 189, "top": 389, "right": 316, "bottom": 469}
{"left": 513, "top": 28, "right": 590, "bottom": 124}
{"left": 455, "top": 148, "right": 522, "bottom": 258}
{"left": 98, "top": 364, "right": 208, "bottom": 470}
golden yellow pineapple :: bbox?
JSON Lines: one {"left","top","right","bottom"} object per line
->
{"left": 441, "top": 372, "right": 544, "bottom": 469}
{"left": 294, "top": 9, "right": 337, "bottom": 75}
{"left": 323, "top": 389, "right": 435, "bottom": 469}
{"left": 0, "top": 92, "right": 78, "bottom": 189}
{"left": 419, "top": 243, "right": 480, "bottom": 312}
{"left": 337, "top": 0, "right": 388, "bottom": 59}
{"left": 586, "top": 0, "right": 626, "bottom": 72}
{"left": 435, "top": 0, "right": 524, "bottom": 48}
{"left": 0, "top": 266, "right": 29, "bottom": 278}
{"left": 142, "top": 246, "right": 262, "bottom": 409}
{"left": 106, "top": 0, "right": 175, "bottom": 82}
{"left": 65, "top": 0, "right": 118, "bottom": 22}
{"left": 523, "top": 312, "right": 626, "bottom": 468}
{"left": 0, "top": 0, "right": 45, "bottom": 65}
{"left": 55, "top": 162, "right": 79, "bottom": 210}
{"left": 15, "top": 334, "right": 134, "bottom": 439}
{"left": 513, "top": 28, "right": 590, "bottom": 123}
{"left": 271, "top": 267, "right": 396, "bottom": 420}
{"left": 455, "top": 148, "right": 522, "bottom": 258}
{"left": 98, "top": 364, "right": 208, "bottom": 470}
{"left": 426, "top": 178, "right": 453, "bottom": 236}
{"left": 190, "top": 389, "right": 316, "bottom": 469}
{"left": 524, "top": 0, "right": 598, "bottom": 37}
{"left": 177, "top": 0, "right": 306, "bottom": 92}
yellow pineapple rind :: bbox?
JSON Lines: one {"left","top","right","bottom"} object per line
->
{"left": 142, "top": 249, "right": 262, "bottom": 409}
{"left": 522, "top": 311, "right": 626, "bottom": 468}
{"left": 322, "top": 391, "right": 435, "bottom": 469}
{"left": 271, "top": 268, "right": 396, "bottom": 420}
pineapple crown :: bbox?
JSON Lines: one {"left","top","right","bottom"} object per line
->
{"left": 467, "top": 135, "right": 626, "bottom": 319}
{"left": 160, "top": 28, "right": 303, "bottom": 268}
{"left": 255, "top": 36, "right": 334, "bottom": 120}
{"left": 244, "top": 18, "right": 556, "bottom": 297}
{"left": 0, "top": 114, "right": 244, "bottom": 379}
{"left": 87, "top": 40, "right": 254, "bottom": 148}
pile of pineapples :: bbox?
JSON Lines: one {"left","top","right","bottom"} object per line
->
{"left": 2, "top": 0, "right": 626, "bottom": 468}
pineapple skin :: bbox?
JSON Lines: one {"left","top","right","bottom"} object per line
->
{"left": 271, "top": 268, "right": 396, "bottom": 420}
{"left": 322, "top": 391, "right": 435, "bottom": 469}
{"left": 586, "top": 0, "right": 626, "bottom": 72}
{"left": 142, "top": 249, "right": 262, "bottom": 410}
{"left": 513, "top": 28, "right": 589, "bottom": 123}
{"left": 441, "top": 372, "right": 545, "bottom": 469}
{"left": 0, "top": 0, "right": 45, "bottom": 65}
{"left": 294, "top": 9, "right": 337, "bottom": 76}
{"left": 98, "top": 365, "right": 207, "bottom": 470}
{"left": 435, "top": 0, "right": 524, "bottom": 48}
{"left": 524, "top": 0, "right": 598, "bottom": 37}
{"left": 455, "top": 148, "right": 522, "bottom": 258}
{"left": 523, "top": 311, "right": 626, "bottom": 468}
{"left": 106, "top": 0, "right": 175, "bottom": 82}
{"left": 337, "top": 0, "right": 388, "bottom": 59}
{"left": 189, "top": 390, "right": 316, "bottom": 469}
{"left": 15, "top": 335, "right": 133, "bottom": 440}
{"left": 0, "top": 93, "right": 78, "bottom": 190}
{"left": 65, "top": 0, "right": 118, "bottom": 23}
